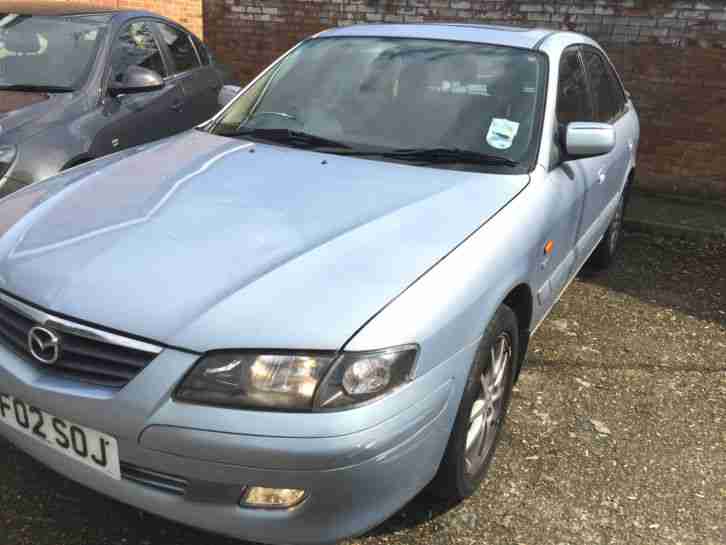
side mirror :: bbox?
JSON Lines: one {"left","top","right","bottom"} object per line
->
{"left": 564, "top": 122, "right": 615, "bottom": 159}
{"left": 218, "top": 85, "right": 242, "bottom": 108}
{"left": 109, "top": 66, "right": 164, "bottom": 96}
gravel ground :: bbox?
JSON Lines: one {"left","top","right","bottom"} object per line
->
{"left": 1, "top": 231, "right": 724, "bottom": 545}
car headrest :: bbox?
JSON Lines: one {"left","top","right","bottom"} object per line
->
{"left": 2, "top": 31, "right": 42, "bottom": 54}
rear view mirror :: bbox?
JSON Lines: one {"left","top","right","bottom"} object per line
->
{"left": 218, "top": 85, "right": 241, "bottom": 108}
{"left": 109, "top": 66, "right": 164, "bottom": 96}
{"left": 565, "top": 122, "right": 615, "bottom": 159}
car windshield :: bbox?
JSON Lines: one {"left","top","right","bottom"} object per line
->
{"left": 0, "top": 14, "right": 109, "bottom": 91}
{"left": 212, "top": 37, "right": 546, "bottom": 172}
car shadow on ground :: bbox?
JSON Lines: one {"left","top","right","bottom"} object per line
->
{"left": 578, "top": 231, "right": 725, "bottom": 329}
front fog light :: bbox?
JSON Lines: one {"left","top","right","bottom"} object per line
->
{"left": 241, "top": 486, "right": 307, "bottom": 508}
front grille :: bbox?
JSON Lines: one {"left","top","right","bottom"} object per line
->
{"left": 0, "top": 292, "right": 161, "bottom": 388}
{"left": 121, "top": 463, "right": 188, "bottom": 496}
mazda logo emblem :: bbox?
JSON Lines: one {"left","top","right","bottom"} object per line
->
{"left": 28, "top": 326, "right": 61, "bottom": 365}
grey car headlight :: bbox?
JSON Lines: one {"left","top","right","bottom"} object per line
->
{"left": 175, "top": 345, "right": 418, "bottom": 411}
{"left": 314, "top": 345, "right": 418, "bottom": 410}
{"left": 0, "top": 145, "right": 17, "bottom": 178}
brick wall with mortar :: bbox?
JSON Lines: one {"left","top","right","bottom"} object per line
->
{"left": 203, "top": 0, "right": 726, "bottom": 199}
{"left": 51, "top": 0, "right": 204, "bottom": 37}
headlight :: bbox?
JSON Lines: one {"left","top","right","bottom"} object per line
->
{"left": 0, "top": 145, "right": 17, "bottom": 178}
{"left": 314, "top": 345, "right": 418, "bottom": 410}
{"left": 174, "top": 345, "right": 418, "bottom": 411}
{"left": 175, "top": 352, "right": 335, "bottom": 410}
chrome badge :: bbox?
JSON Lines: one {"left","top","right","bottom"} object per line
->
{"left": 28, "top": 326, "right": 61, "bottom": 365}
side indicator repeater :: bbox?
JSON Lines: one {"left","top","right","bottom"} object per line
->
{"left": 544, "top": 240, "right": 554, "bottom": 255}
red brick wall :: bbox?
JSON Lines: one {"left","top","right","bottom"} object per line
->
{"left": 203, "top": 0, "right": 726, "bottom": 199}
{"left": 50, "top": 0, "right": 204, "bottom": 37}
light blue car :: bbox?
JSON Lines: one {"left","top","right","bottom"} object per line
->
{"left": 0, "top": 24, "right": 638, "bottom": 544}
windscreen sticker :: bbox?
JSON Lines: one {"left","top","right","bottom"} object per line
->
{"left": 486, "top": 118, "right": 520, "bottom": 150}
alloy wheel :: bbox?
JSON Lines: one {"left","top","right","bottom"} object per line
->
{"left": 464, "top": 332, "right": 512, "bottom": 476}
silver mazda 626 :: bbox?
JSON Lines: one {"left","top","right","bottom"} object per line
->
{"left": 0, "top": 24, "right": 638, "bottom": 544}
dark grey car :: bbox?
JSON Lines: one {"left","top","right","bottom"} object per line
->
{"left": 0, "top": 3, "right": 225, "bottom": 196}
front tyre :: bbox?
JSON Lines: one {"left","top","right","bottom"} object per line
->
{"left": 430, "top": 304, "right": 519, "bottom": 501}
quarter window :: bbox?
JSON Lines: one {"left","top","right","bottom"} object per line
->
{"left": 582, "top": 48, "right": 624, "bottom": 123}
{"left": 157, "top": 23, "right": 200, "bottom": 74}
{"left": 556, "top": 49, "right": 593, "bottom": 125}
{"left": 110, "top": 21, "right": 167, "bottom": 83}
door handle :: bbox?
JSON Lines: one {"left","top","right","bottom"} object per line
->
{"left": 171, "top": 100, "right": 183, "bottom": 112}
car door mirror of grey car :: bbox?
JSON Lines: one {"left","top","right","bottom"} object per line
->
{"left": 564, "top": 122, "right": 615, "bottom": 160}
{"left": 218, "top": 85, "right": 242, "bottom": 108}
{"left": 109, "top": 66, "right": 165, "bottom": 96}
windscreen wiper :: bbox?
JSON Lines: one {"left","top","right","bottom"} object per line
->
{"left": 373, "top": 147, "right": 520, "bottom": 167}
{"left": 224, "top": 128, "right": 352, "bottom": 150}
{"left": 0, "top": 84, "right": 75, "bottom": 93}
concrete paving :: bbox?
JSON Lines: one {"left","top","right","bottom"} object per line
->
{"left": 0, "top": 231, "right": 724, "bottom": 545}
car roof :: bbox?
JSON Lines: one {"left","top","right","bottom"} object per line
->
{"left": 0, "top": 1, "right": 123, "bottom": 16}
{"left": 316, "top": 23, "right": 559, "bottom": 50}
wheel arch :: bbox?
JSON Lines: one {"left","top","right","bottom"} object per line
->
{"left": 501, "top": 283, "right": 533, "bottom": 382}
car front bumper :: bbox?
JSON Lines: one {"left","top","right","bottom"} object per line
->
{"left": 0, "top": 341, "right": 476, "bottom": 544}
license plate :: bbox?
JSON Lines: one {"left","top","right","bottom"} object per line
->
{"left": 0, "top": 394, "right": 120, "bottom": 480}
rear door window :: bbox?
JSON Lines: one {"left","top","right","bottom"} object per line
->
{"left": 156, "top": 23, "right": 200, "bottom": 74}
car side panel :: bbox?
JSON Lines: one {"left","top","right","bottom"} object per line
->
{"left": 173, "top": 54, "right": 223, "bottom": 126}
{"left": 346, "top": 168, "right": 559, "bottom": 377}
{"left": 570, "top": 150, "right": 613, "bottom": 266}
{"left": 89, "top": 85, "right": 186, "bottom": 157}
{"left": 2, "top": 98, "right": 92, "bottom": 191}
{"left": 538, "top": 164, "right": 585, "bottom": 312}
{"left": 539, "top": 36, "right": 635, "bottom": 271}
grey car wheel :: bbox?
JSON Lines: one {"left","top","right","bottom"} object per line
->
{"left": 464, "top": 331, "right": 512, "bottom": 476}
{"left": 430, "top": 304, "right": 519, "bottom": 501}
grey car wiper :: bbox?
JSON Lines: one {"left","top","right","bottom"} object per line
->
{"left": 375, "top": 148, "right": 520, "bottom": 167}
{"left": 0, "top": 84, "right": 75, "bottom": 93}
{"left": 225, "top": 128, "right": 352, "bottom": 150}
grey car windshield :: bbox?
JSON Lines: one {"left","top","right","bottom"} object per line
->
{"left": 0, "top": 14, "right": 108, "bottom": 90}
{"left": 213, "top": 37, "right": 547, "bottom": 172}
